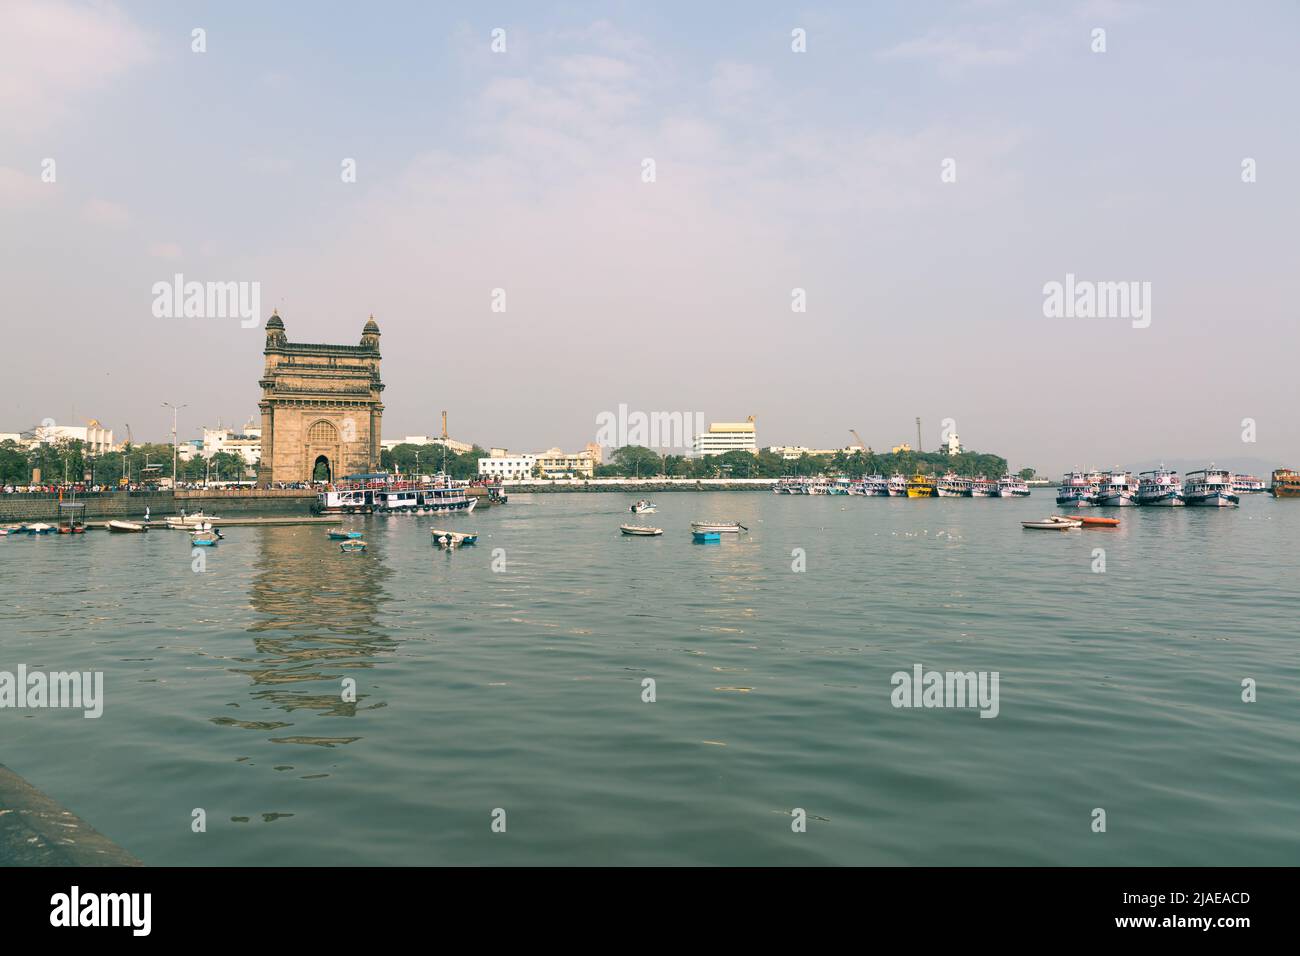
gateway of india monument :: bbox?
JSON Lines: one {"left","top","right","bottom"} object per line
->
{"left": 256, "top": 311, "right": 385, "bottom": 485}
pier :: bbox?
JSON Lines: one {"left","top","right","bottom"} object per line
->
{"left": 0, "top": 764, "right": 140, "bottom": 866}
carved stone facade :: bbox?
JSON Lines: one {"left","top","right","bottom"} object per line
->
{"left": 256, "top": 311, "right": 384, "bottom": 484}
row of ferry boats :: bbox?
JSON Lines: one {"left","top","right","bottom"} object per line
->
{"left": 1055, "top": 466, "right": 1265, "bottom": 508}
{"left": 775, "top": 474, "right": 1032, "bottom": 497}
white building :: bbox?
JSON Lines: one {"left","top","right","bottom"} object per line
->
{"left": 23, "top": 421, "right": 117, "bottom": 454}
{"left": 533, "top": 446, "right": 596, "bottom": 479}
{"left": 767, "top": 445, "right": 858, "bottom": 460}
{"left": 381, "top": 435, "right": 475, "bottom": 455}
{"left": 478, "top": 453, "right": 537, "bottom": 480}
{"left": 947, "top": 432, "right": 962, "bottom": 456}
{"left": 202, "top": 420, "right": 262, "bottom": 466}
{"left": 694, "top": 418, "right": 757, "bottom": 456}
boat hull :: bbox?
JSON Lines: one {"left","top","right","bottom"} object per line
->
{"left": 1096, "top": 493, "right": 1137, "bottom": 507}
{"left": 1186, "top": 493, "right": 1239, "bottom": 507}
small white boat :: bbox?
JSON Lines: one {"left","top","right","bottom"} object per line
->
{"left": 1046, "top": 516, "right": 1084, "bottom": 527}
{"left": 1023, "top": 519, "right": 1079, "bottom": 530}
{"left": 629, "top": 500, "right": 657, "bottom": 514}
{"left": 167, "top": 511, "right": 222, "bottom": 529}
{"left": 107, "top": 520, "right": 147, "bottom": 533}
{"left": 689, "top": 520, "right": 746, "bottom": 533}
{"left": 620, "top": 525, "right": 663, "bottom": 536}
{"left": 25, "top": 523, "right": 55, "bottom": 535}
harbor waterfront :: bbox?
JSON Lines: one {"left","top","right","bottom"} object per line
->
{"left": 2, "top": 490, "right": 1296, "bottom": 865}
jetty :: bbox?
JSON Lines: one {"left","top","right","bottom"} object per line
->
{"left": 0, "top": 763, "right": 140, "bottom": 866}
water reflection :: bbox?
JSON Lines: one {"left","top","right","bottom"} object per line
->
{"left": 234, "top": 524, "right": 395, "bottom": 720}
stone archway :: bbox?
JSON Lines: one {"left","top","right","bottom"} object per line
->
{"left": 312, "top": 455, "right": 332, "bottom": 482}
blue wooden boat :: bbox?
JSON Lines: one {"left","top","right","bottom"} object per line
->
{"left": 328, "top": 530, "right": 363, "bottom": 540}
{"left": 691, "top": 530, "right": 722, "bottom": 542}
{"left": 191, "top": 530, "right": 220, "bottom": 546}
{"left": 340, "top": 540, "right": 367, "bottom": 553}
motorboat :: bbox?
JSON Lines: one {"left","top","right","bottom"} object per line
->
{"left": 620, "top": 525, "right": 663, "bottom": 536}
{"left": 629, "top": 500, "right": 657, "bottom": 514}
{"left": 328, "top": 530, "right": 364, "bottom": 540}
{"left": 692, "top": 530, "right": 722, "bottom": 542}
{"left": 107, "top": 520, "right": 148, "bottom": 533}
{"left": 190, "top": 529, "right": 221, "bottom": 546}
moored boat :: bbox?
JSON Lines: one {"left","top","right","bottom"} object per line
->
{"left": 996, "top": 475, "right": 1031, "bottom": 497}
{"left": 431, "top": 529, "right": 478, "bottom": 546}
{"left": 887, "top": 474, "right": 909, "bottom": 497}
{"left": 1232, "top": 475, "right": 1266, "bottom": 493}
{"left": 190, "top": 529, "right": 221, "bottom": 546}
{"left": 691, "top": 530, "right": 722, "bottom": 542}
{"left": 1023, "top": 519, "right": 1079, "bottom": 530}
{"left": 969, "top": 477, "right": 998, "bottom": 497}
{"left": 166, "top": 511, "right": 222, "bottom": 529}
{"left": 629, "top": 499, "right": 657, "bottom": 513}
{"left": 936, "top": 473, "right": 973, "bottom": 497}
{"left": 1137, "top": 467, "right": 1184, "bottom": 506}
{"left": 339, "top": 540, "right": 367, "bottom": 552}
{"left": 1096, "top": 470, "right": 1139, "bottom": 507}
{"left": 1057, "top": 471, "right": 1100, "bottom": 507}
{"left": 107, "top": 520, "right": 147, "bottom": 533}
{"left": 620, "top": 525, "right": 663, "bottom": 536}
{"left": 689, "top": 520, "right": 746, "bottom": 533}
{"left": 1184, "top": 467, "right": 1239, "bottom": 507}
{"left": 905, "top": 474, "right": 936, "bottom": 498}
{"left": 1271, "top": 468, "right": 1300, "bottom": 498}
{"left": 24, "top": 523, "right": 54, "bottom": 535}
{"left": 328, "top": 530, "right": 364, "bottom": 540}
{"left": 1050, "top": 514, "right": 1118, "bottom": 527}
{"left": 862, "top": 475, "right": 891, "bottom": 497}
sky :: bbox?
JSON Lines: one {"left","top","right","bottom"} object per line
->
{"left": 1, "top": 0, "right": 1297, "bottom": 474}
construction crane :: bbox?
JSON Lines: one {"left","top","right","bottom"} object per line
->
{"left": 849, "top": 429, "right": 871, "bottom": 454}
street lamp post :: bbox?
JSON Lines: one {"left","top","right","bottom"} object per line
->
{"left": 162, "top": 402, "right": 188, "bottom": 487}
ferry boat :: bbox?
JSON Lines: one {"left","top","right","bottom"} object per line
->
{"left": 1056, "top": 471, "right": 1099, "bottom": 507}
{"left": 1271, "top": 468, "right": 1300, "bottom": 498}
{"left": 1136, "top": 467, "right": 1184, "bottom": 506}
{"left": 887, "top": 474, "right": 909, "bottom": 497}
{"left": 862, "top": 475, "right": 891, "bottom": 497}
{"left": 995, "top": 475, "right": 1031, "bottom": 497}
{"left": 969, "top": 477, "right": 998, "bottom": 497}
{"left": 774, "top": 476, "right": 804, "bottom": 495}
{"left": 829, "top": 477, "right": 853, "bottom": 495}
{"left": 1232, "top": 475, "right": 1266, "bottom": 493}
{"left": 936, "top": 473, "right": 973, "bottom": 497}
{"left": 316, "top": 477, "right": 475, "bottom": 515}
{"left": 1096, "top": 471, "right": 1139, "bottom": 507}
{"left": 805, "top": 477, "right": 832, "bottom": 495}
{"left": 905, "top": 474, "right": 936, "bottom": 498}
{"left": 1184, "top": 467, "right": 1239, "bottom": 507}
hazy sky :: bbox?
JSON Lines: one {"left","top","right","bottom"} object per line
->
{"left": 2, "top": 0, "right": 1297, "bottom": 474}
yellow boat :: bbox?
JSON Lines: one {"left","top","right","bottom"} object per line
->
{"left": 1272, "top": 468, "right": 1300, "bottom": 498}
{"left": 906, "top": 473, "right": 936, "bottom": 498}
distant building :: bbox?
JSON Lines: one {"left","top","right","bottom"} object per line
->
{"left": 946, "top": 432, "right": 962, "bottom": 456}
{"left": 891, "top": 442, "right": 913, "bottom": 454}
{"left": 380, "top": 435, "right": 475, "bottom": 455}
{"left": 22, "top": 421, "right": 117, "bottom": 454}
{"left": 694, "top": 417, "right": 757, "bottom": 456}
{"left": 202, "top": 419, "right": 262, "bottom": 466}
{"left": 767, "top": 445, "right": 857, "bottom": 460}
{"left": 478, "top": 451, "right": 537, "bottom": 480}
{"left": 534, "top": 447, "right": 596, "bottom": 479}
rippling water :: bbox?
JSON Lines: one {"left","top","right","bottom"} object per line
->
{"left": 2, "top": 491, "right": 1297, "bottom": 865}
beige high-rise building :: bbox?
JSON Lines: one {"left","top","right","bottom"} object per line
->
{"left": 256, "top": 311, "right": 384, "bottom": 484}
